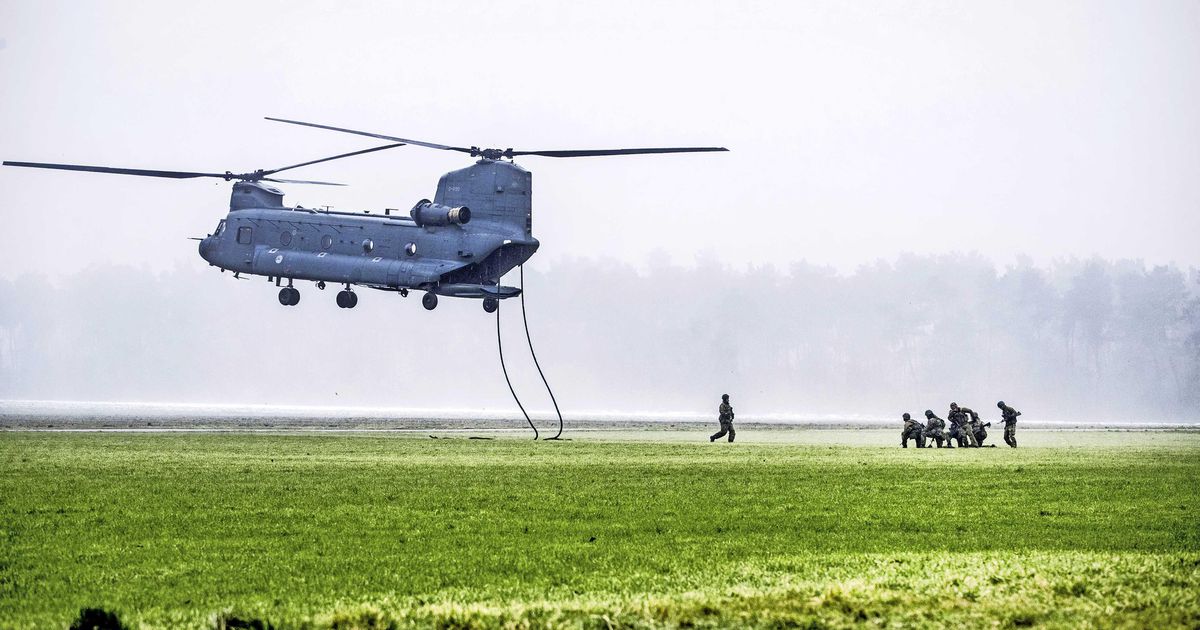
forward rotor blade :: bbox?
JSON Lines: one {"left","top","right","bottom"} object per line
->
{"left": 266, "top": 117, "right": 473, "bottom": 154}
{"left": 2, "top": 161, "right": 227, "bottom": 179}
{"left": 510, "top": 147, "right": 729, "bottom": 158}
{"left": 264, "top": 143, "right": 406, "bottom": 176}
{"left": 262, "top": 177, "right": 346, "bottom": 186}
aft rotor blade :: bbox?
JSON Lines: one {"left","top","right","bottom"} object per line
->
{"left": 262, "top": 177, "right": 346, "bottom": 186}
{"left": 265, "top": 117, "right": 474, "bottom": 154}
{"left": 264, "top": 143, "right": 406, "bottom": 176}
{"left": 2, "top": 161, "right": 227, "bottom": 179}
{"left": 509, "top": 147, "right": 729, "bottom": 158}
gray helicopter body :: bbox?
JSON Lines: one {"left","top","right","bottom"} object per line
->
{"left": 199, "top": 159, "right": 537, "bottom": 306}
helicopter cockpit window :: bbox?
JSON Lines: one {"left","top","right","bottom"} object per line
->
{"left": 213, "top": 220, "right": 226, "bottom": 237}
{"left": 237, "top": 226, "right": 253, "bottom": 244}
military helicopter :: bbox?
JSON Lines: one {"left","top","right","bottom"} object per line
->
{"left": 4, "top": 118, "right": 727, "bottom": 312}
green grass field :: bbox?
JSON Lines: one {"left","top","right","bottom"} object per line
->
{"left": 1, "top": 430, "right": 1198, "bottom": 628}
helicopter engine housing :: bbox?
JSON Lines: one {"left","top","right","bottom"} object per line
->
{"left": 411, "top": 199, "right": 470, "bottom": 227}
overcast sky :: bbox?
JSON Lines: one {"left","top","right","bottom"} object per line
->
{"left": 1, "top": 0, "right": 1197, "bottom": 280}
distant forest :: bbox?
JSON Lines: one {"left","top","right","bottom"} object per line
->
{"left": 1, "top": 254, "right": 1198, "bottom": 421}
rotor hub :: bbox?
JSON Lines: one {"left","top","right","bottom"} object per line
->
{"left": 470, "top": 147, "right": 515, "bottom": 161}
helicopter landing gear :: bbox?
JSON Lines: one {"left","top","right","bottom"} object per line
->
{"left": 336, "top": 289, "right": 358, "bottom": 309}
{"left": 422, "top": 292, "right": 438, "bottom": 311}
{"left": 278, "top": 287, "right": 300, "bottom": 306}
{"left": 316, "top": 280, "right": 326, "bottom": 290}
{"left": 482, "top": 297, "right": 498, "bottom": 313}
{"left": 399, "top": 288, "right": 409, "bottom": 297}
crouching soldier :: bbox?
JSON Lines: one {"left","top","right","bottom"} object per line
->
{"left": 901, "top": 412, "right": 926, "bottom": 448}
{"left": 922, "top": 409, "right": 950, "bottom": 447}
{"left": 971, "top": 414, "right": 993, "bottom": 447}
{"left": 998, "top": 401, "right": 1021, "bottom": 448}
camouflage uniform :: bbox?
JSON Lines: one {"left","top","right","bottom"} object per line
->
{"left": 923, "top": 410, "right": 949, "bottom": 447}
{"left": 710, "top": 396, "right": 735, "bottom": 442}
{"left": 998, "top": 401, "right": 1021, "bottom": 448}
{"left": 901, "top": 413, "right": 926, "bottom": 448}
{"left": 948, "top": 404, "right": 979, "bottom": 447}
{"left": 970, "top": 415, "right": 990, "bottom": 447}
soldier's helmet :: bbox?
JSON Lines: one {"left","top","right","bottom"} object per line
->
{"left": 721, "top": 394, "right": 729, "bottom": 401}
{"left": 997, "top": 400, "right": 1005, "bottom": 408}
{"left": 950, "top": 402, "right": 959, "bottom": 410}
{"left": 903, "top": 412, "right": 911, "bottom": 420}
{"left": 924, "top": 409, "right": 934, "bottom": 417}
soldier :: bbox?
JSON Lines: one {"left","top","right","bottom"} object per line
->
{"left": 970, "top": 414, "right": 993, "bottom": 447}
{"left": 947, "top": 403, "right": 979, "bottom": 447}
{"left": 997, "top": 400, "right": 1021, "bottom": 448}
{"left": 710, "top": 394, "right": 735, "bottom": 442}
{"left": 901, "top": 412, "right": 926, "bottom": 448}
{"left": 922, "top": 409, "right": 949, "bottom": 447}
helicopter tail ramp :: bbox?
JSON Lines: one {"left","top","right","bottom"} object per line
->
{"left": 433, "top": 160, "right": 532, "bottom": 236}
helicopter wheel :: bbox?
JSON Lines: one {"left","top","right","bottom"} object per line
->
{"left": 422, "top": 292, "right": 438, "bottom": 311}
{"left": 278, "top": 287, "right": 300, "bottom": 306}
{"left": 336, "top": 290, "right": 357, "bottom": 309}
{"left": 482, "top": 298, "right": 498, "bottom": 313}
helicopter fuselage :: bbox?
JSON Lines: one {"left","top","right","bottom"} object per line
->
{"left": 198, "top": 159, "right": 539, "bottom": 309}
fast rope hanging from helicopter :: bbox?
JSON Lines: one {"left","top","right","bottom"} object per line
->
{"left": 495, "top": 265, "right": 564, "bottom": 441}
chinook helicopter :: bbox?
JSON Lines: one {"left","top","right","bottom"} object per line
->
{"left": 4, "top": 118, "right": 727, "bottom": 312}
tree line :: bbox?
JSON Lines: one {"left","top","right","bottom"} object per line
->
{"left": 1, "top": 253, "right": 1197, "bottom": 421}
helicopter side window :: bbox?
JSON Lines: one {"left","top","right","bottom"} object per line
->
{"left": 237, "top": 226, "right": 253, "bottom": 245}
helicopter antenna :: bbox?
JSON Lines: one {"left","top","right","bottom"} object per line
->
{"left": 266, "top": 117, "right": 728, "bottom": 161}
{"left": 3, "top": 143, "right": 405, "bottom": 186}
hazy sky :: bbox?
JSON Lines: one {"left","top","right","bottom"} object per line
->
{"left": 1, "top": 0, "right": 1198, "bottom": 280}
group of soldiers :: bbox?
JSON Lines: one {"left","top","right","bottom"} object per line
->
{"left": 902, "top": 401, "right": 1021, "bottom": 448}
{"left": 705, "top": 394, "right": 1021, "bottom": 448}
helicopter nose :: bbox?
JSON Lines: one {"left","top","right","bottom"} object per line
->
{"left": 198, "top": 236, "right": 214, "bottom": 260}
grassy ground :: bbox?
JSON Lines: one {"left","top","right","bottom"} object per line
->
{"left": 1, "top": 430, "right": 1198, "bottom": 628}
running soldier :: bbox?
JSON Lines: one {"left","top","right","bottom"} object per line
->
{"left": 901, "top": 412, "right": 926, "bottom": 448}
{"left": 710, "top": 394, "right": 735, "bottom": 443}
{"left": 947, "top": 403, "right": 979, "bottom": 447}
{"left": 997, "top": 400, "right": 1021, "bottom": 448}
{"left": 922, "top": 409, "right": 950, "bottom": 448}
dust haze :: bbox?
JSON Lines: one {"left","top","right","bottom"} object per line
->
{"left": 1, "top": 2, "right": 1198, "bottom": 422}
{"left": 1, "top": 255, "right": 1198, "bottom": 422}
